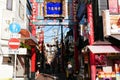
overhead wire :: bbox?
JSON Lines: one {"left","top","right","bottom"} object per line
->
{"left": 43, "top": 25, "right": 69, "bottom": 43}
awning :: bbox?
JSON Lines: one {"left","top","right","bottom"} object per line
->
{"left": 87, "top": 45, "right": 120, "bottom": 53}
{"left": 110, "top": 34, "right": 120, "bottom": 41}
{"left": 19, "top": 29, "right": 38, "bottom": 46}
{"left": 19, "top": 29, "right": 30, "bottom": 38}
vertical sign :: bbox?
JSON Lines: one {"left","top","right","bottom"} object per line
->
{"left": 109, "top": 0, "right": 118, "bottom": 14}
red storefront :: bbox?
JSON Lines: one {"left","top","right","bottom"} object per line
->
{"left": 87, "top": 43, "right": 120, "bottom": 80}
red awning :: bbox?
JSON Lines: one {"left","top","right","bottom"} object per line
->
{"left": 87, "top": 45, "right": 120, "bottom": 53}
{"left": 19, "top": 29, "right": 30, "bottom": 38}
{"left": 19, "top": 29, "right": 38, "bottom": 46}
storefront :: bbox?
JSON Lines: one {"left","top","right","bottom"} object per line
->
{"left": 87, "top": 44, "right": 120, "bottom": 80}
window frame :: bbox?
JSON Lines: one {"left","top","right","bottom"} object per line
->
{"left": 6, "top": 0, "right": 13, "bottom": 11}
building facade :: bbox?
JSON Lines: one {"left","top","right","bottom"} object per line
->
{"left": 0, "top": 0, "right": 38, "bottom": 80}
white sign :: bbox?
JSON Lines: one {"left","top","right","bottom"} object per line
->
{"left": 103, "top": 66, "right": 112, "bottom": 73}
{"left": 1, "top": 47, "right": 27, "bottom": 55}
{"left": 10, "top": 33, "right": 21, "bottom": 38}
{"left": 9, "top": 48, "right": 27, "bottom": 55}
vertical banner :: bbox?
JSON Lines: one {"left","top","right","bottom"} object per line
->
{"left": 32, "top": 2, "right": 38, "bottom": 16}
{"left": 109, "top": 0, "right": 118, "bottom": 14}
{"left": 40, "top": 3, "right": 44, "bottom": 17}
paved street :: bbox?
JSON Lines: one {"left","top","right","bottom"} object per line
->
{"left": 36, "top": 73, "right": 66, "bottom": 80}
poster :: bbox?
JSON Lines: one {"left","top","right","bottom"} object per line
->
{"left": 109, "top": 0, "right": 119, "bottom": 14}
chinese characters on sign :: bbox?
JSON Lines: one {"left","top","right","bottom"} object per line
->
{"left": 44, "top": 1, "right": 65, "bottom": 18}
{"left": 47, "top": 2, "right": 62, "bottom": 15}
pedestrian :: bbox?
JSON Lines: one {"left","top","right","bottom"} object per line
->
{"left": 45, "top": 61, "right": 51, "bottom": 74}
{"left": 67, "top": 61, "right": 74, "bottom": 80}
{"left": 37, "top": 61, "right": 41, "bottom": 73}
{"left": 35, "top": 70, "right": 40, "bottom": 80}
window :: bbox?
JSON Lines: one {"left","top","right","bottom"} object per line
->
{"left": 6, "top": 0, "right": 13, "bottom": 10}
{"left": 19, "top": 0, "right": 24, "bottom": 20}
{"left": 2, "top": 56, "right": 13, "bottom": 64}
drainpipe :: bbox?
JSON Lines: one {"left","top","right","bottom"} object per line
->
{"left": 87, "top": 3, "right": 95, "bottom": 80}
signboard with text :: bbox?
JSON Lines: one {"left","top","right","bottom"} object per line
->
{"left": 44, "top": 1, "right": 65, "bottom": 18}
{"left": 46, "top": 2, "right": 62, "bottom": 15}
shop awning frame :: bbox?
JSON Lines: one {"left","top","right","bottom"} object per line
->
{"left": 87, "top": 45, "right": 120, "bottom": 54}
{"left": 19, "top": 29, "right": 38, "bottom": 46}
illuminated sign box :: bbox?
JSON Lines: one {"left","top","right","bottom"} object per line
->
{"left": 44, "top": 1, "right": 65, "bottom": 18}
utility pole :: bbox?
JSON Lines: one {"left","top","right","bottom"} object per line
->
{"left": 59, "top": 19, "right": 64, "bottom": 72}
{"left": 73, "top": 0, "right": 79, "bottom": 72}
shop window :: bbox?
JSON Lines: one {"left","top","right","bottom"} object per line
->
{"left": 3, "top": 56, "right": 12, "bottom": 64}
{"left": 6, "top": 0, "right": 13, "bottom": 10}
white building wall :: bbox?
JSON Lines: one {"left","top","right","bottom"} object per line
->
{"left": 0, "top": 0, "right": 28, "bottom": 79}
{"left": 0, "top": 0, "right": 27, "bottom": 41}
{"left": 15, "top": 0, "right": 27, "bottom": 29}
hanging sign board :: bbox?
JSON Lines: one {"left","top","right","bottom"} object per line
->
{"left": 44, "top": 0, "right": 65, "bottom": 18}
{"left": 46, "top": 2, "right": 62, "bottom": 15}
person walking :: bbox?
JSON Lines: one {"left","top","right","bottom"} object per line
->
{"left": 67, "top": 61, "right": 74, "bottom": 80}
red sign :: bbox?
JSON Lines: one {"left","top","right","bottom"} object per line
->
{"left": 109, "top": 0, "right": 119, "bottom": 14}
{"left": 8, "top": 38, "right": 20, "bottom": 49}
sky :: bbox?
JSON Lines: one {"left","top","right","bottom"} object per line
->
{"left": 36, "top": 25, "right": 70, "bottom": 44}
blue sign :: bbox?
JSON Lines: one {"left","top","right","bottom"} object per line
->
{"left": 9, "top": 23, "right": 21, "bottom": 33}
{"left": 46, "top": 2, "right": 62, "bottom": 15}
